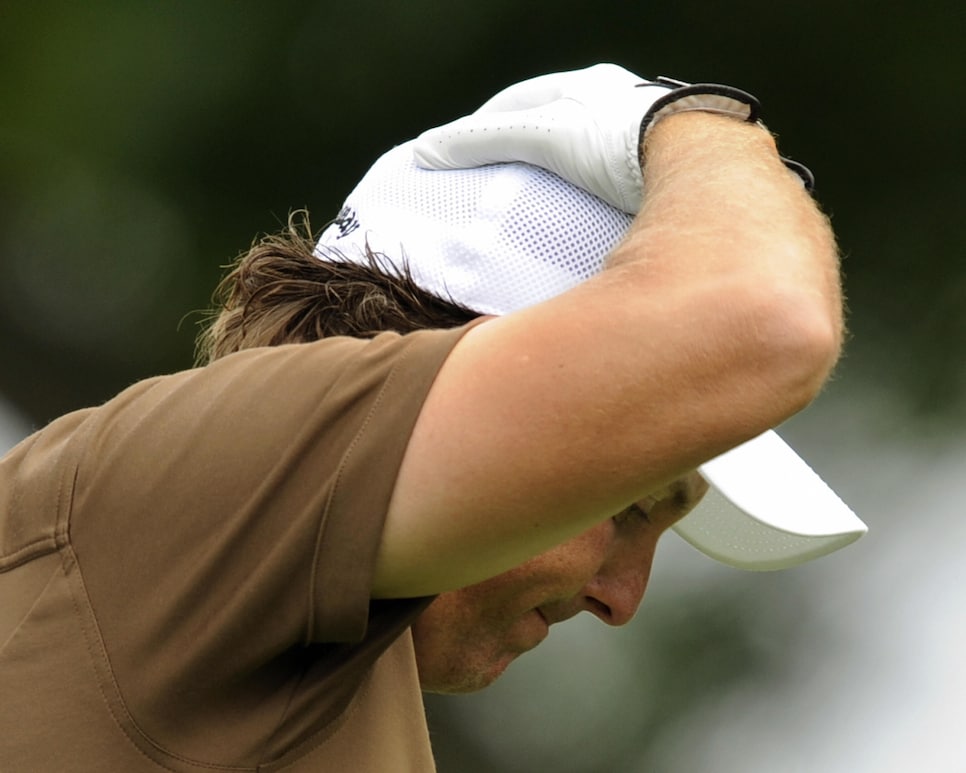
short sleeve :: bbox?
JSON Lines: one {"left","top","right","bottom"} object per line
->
{"left": 62, "top": 324, "right": 473, "bottom": 762}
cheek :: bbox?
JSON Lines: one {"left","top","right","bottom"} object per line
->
{"left": 481, "top": 521, "right": 624, "bottom": 604}
{"left": 412, "top": 525, "right": 618, "bottom": 649}
{"left": 412, "top": 583, "right": 507, "bottom": 654}
{"left": 412, "top": 588, "right": 523, "bottom": 693}
{"left": 411, "top": 596, "right": 465, "bottom": 686}
{"left": 536, "top": 521, "right": 617, "bottom": 576}
{"left": 413, "top": 591, "right": 473, "bottom": 646}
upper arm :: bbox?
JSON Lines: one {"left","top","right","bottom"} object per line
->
{"left": 374, "top": 271, "right": 829, "bottom": 598}
{"left": 374, "top": 115, "right": 843, "bottom": 599}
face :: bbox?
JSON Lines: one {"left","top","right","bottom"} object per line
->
{"left": 412, "top": 472, "right": 708, "bottom": 694}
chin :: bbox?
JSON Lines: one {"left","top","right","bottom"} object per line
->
{"left": 418, "top": 654, "right": 517, "bottom": 695}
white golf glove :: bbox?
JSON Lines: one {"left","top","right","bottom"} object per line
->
{"left": 412, "top": 64, "right": 764, "bottom": 213}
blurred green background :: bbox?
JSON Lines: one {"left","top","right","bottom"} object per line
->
{"left": 2, "top": 2, "right": 964, "bottom": 771}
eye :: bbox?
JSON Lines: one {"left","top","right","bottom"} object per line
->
{"left": 613, "top": 502, "right": 651, "bottom": 527}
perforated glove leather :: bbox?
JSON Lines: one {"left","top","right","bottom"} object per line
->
{"left": 413, "top": 64, "right": 764, "bottom": 213}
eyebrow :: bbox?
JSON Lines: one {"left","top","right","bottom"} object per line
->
{"left": 672, "top": 485, "right": 693, "bottom": 511}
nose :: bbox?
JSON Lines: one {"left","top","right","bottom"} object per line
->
{"left": 575, "top": 472, "right": 705, "bottom": 626}
{"left": 579, "top": 546, "right": 654, "bottom": 627}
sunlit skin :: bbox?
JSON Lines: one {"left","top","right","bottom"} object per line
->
{"left": 412, "top": 471, "right": 709, "bottom": 694}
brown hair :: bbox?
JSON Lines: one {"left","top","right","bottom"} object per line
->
{"left": 196, "top": 211, "right": 480, "bottom": 364}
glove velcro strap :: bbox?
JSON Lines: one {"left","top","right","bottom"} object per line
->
{"left": 637, "top": 83, "right": 762, "bottom": 147}
{"left": 637, "top": 80, "right": 816, "bottom": 192}
{"left": 779, "top": 156, "right": 816, "bottom": 191}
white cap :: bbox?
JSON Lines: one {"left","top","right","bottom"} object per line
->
{"left": 317, "top": 141, "right": 868, "bottom": 570}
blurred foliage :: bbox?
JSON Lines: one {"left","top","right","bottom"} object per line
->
{"left": 2, "top": 0, "right": 964, "bottom": 427}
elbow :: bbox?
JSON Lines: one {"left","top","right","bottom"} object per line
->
{"left": 749, "top": 283, "right": 844, "bottom": 415}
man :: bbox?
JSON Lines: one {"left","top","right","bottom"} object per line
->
{"left": 0, "top": 65, "right": 864, "bottom": 770}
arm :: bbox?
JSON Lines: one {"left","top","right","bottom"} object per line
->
{"left": 375, "top": 110, "right": 843, "bottom": 598}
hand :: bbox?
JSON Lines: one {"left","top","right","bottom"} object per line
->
{"left": 412, "top": 64, "right": 762, "bottom": 212}
{"left": 413, "top": 64, "right": 669, "bottom": 213}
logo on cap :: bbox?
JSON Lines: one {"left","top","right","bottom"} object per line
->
{"left": 334, "top": 206, "right": 360, "bottom": 238}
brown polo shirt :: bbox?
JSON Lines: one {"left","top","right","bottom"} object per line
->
{"left": 0, "top": 325, "right": 473, "bottom": 771}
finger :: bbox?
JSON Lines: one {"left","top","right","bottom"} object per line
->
{"left": 473, "top": 63, "right": 644, "bottom": 114}
{"left": 472, "top": 71, "right": 577, "bottom": 113}
{"left": 413, "top": 109, "right": 563, "bottom": 170}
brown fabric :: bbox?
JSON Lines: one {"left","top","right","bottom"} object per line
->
{"left": 0, "top": 324, "right": 474, "bottom": 771}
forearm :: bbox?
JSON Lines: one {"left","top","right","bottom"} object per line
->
{"left": 609, "top": 111, "right": 844, "bottom": 408}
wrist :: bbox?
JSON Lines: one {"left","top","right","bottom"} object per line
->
{"left": 637, "top": 80, "right": 814, "bottom": 191}
{"left": 637, "top": 80, "right": 762, "bottom": 164}
{"left": 641, "top": 111, "right": 779, "bottom": 184}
